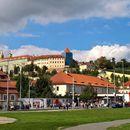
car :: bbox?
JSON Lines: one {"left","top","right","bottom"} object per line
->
{"left": 111, "top": 102, "right": 123, "bottom": 108}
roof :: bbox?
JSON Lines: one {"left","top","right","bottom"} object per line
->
{"left": 0, "top": 71, "right": 7, "bottom": 76}
{"left": 31, "top": 54, "right": 64, "bottom": 60}
{"left": 0, "top": 81, "right": 16, "bottom": 89}
{"left": 0, "top": 55, "right": 32, "bottom": 61}
{"left": 0, "top": 89, "right": 18, "bottom": 94}
{"left": 121, "top": 81, "right": 130, "bottom": 89}
{"left": 51, "top": 72, "right": 115, "bottom": 88}
{"left": 79, "top": 62, "right": 94, "bottom": 66}
{"left": 64, "top": 48, "right": 70, "bottom": 53}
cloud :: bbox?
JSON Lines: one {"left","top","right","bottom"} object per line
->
{"left": 1, "top": 44, "right": 130, "bottom": 62}
{"left": 0, "top": 0, "right": 130, "bottom": 34}
{"left": 16, "top": 33, "right": 40, "bottom": 38}
{"left": 11, "top": 45, "right": 62, "bottom": 56}
{"left": 72, "top": 44, "right": 130, "bottom": 61}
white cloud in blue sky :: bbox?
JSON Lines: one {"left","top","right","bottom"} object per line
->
{"left": 0, "top": 0, "right": 130, "bottom": 60}
{"left": 1, "top": 44, "right": 130, "bottom": 62}
{"left": 0, "top": 0, "right": 130, "bottom": 34}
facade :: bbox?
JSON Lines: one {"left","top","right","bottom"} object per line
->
{"left": 79, "top": 62, "right": 96, "bottom": 71}
{"left": 0, "top": 71, "right": 18, "bottom": 109}
{"left": 51, "top": 72, "right": 115, "bottom": 96}
{"left": 31, "top": 54, "right": 65, "bottom": 71}
{"left": 0, "top": 55, "right": 32, "bottom": 73}
{"left": 0, "top": 53, "right": 66, "bottom": 73}
{"left": 119, "top": 81, "right": 130, "bottom": 94}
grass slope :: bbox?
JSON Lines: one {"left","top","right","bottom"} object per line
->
{"left": 0, "top": 108, "right": 130, "bottom": 130}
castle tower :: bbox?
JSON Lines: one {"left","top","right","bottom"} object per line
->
{"left": 63, "top": 48, "right": 73, "bottom": 66}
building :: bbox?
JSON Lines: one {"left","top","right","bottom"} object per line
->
{"left": 79, "top": 62, "right": 96, "bottom": 71}
{"left": 51, "top": 72, "right": 115, "bottom": 97}
{"left": 0, "top": 71, "right": 18, "bottom": 109}
{"left": 0, "top": 55, "right": 32, "bottom": 73}
{"left": 62, "top": 48, "right": 73, "bottom": 66}
{"left": 0, "top": 51, "right": 67, "bottom": 73}
{"left": 31, "top": 54, "right": 65, "bottom": 71}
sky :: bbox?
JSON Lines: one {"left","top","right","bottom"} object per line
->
{"left": 0, "top": 0, "right": 130, "bottom": 61}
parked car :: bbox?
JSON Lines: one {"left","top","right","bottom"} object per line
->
{"left": 111, "top": 102, "right": 123, "bottom": 108}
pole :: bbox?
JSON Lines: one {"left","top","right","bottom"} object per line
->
{"left": 122, "top": 61, "right": 125, "bottom": 102}
{"left": 114, "top": 69, "right": 116, "bottom": 102}
{"left": 19, "top": 66, "right": 22, "bottom": 109}
{"left": 6, "top": 58, "right": 9, "bottom": 111}
{"left": 107, "top": 84, "right": 109, "bottom": 106}
{"left": 72, "top": 77, "right": 75, "bottom": 108}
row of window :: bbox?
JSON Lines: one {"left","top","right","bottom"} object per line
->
{"left": 1, "top": 94, "right": 16, "bottom": 101}
{"left": 50, "top": 61, "right": 64, "bottom": 64}
{"left": 50, "top": 65, "right": 64, "bottom": 68}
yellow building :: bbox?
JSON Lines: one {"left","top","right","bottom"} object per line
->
{"left": 31, "top": 55, "right": 65, "bottom": 71}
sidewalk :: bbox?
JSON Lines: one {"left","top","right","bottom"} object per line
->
{"left": 64, "top": 119, "right": 130, "bottom": 130}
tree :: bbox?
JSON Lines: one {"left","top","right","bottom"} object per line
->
{"left": 34, "top": 76, "right": 54, "bottom": 98}
{"left": 51, "top": 69, "right": 57, "bottom": 76}
{"left": 14, "top": 66, "right": 20, "bottom": 74}
{"left": 80, "top": 84, "right": 97, "bottom": 101}
{"left": 95, "top": 56, "right": 108, "bottom": 69}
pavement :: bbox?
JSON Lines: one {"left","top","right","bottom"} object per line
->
{"left": 64, "top": 119, "right": 130, "bottom": 130}
{"left": 0, "top": 117, "right": 16, "bottom": 124}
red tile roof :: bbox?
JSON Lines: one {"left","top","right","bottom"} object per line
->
{"left": 0, "top": 55, "right": 32, "bottom": 61}
{"left": 31, "top": 54, "right": 64, "bottom": 60}
{"left": 0, "top": 81, "right": 16, "bottom": 89}
{"left": 0, "top": 71, "right": 7, "bottom": 76}
{"left": 64, "top": 48, "right": 70, "bottom": 53}
{"left": 79, "top": 62, "right": 94, "bottom": 66}
{"left": 121, "top": 81, "right": 130, "bottom": 89}
{"left": 0, "top": 89, "right": 18, "bottom": 94}
{"left": 51, "top": 72, "right": 115, "bottom": 88}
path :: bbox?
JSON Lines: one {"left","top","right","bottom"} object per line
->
{"left": 64, "top": 119, "right": 130, "bottom": 130}
{"left": 0, "top": 117, "right": 16, "bottom": 124}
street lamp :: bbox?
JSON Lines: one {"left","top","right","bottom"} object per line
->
{"left": 72, "top": 77, "right": 75, "bottom": 108}
{"left": 107, "top": 84, "right": 109, "bottom": 106}
{"left": 6, "top": 56, "right": 10, "bottom": 111}
{"left": 121, "top": 60, "right": 125, "bottom": 102}
{"left": 19, "top": 66, "right": 22, "bottom": 109}
{"left": 6, "top": 65, "right": 9, "bottom": 111}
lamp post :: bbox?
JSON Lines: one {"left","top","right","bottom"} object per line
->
{"left": 19, "top": 66, "right": 22, "bottom": 109}
{"left": 72, "top": 77, "right": 75, "bottom": 109}
{"left": 6, "top": 56, "right": 10, "bottom": 111}
{"left": 121, "top": 60, "right": 125, "bottom": 102}
{"left": 107, "top": 84, "right": 109, "bottom": 106}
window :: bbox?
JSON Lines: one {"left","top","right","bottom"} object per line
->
{"left": 57, "top": 87, "right": 59, "bottom": 91}
{"left": 10, "top": 95, "right": 15, "bottom": 101}
{"left": 3, "top": 95, "right": 7, "bottom": 100}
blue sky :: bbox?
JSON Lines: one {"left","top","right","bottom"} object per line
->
{"left": 1, "top": 0, "right": 130, "bottom": 61}
{"left": 1, "top": 17, "right": 130, "bottom": 50}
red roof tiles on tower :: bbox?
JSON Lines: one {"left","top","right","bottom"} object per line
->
{"left": 64, "top": 48, "right": 70, "bottom": 53}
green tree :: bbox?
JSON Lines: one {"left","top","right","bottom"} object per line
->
{"left": 80, "top": 84, "right": 97, "bottom": 101}
{"left": 51, "top": 69, "right": 57, "bottom": 76}
{"left": 95, "top": 56, "right": 108, "bottom": 69}
{"left": 34, "top": 76, "right": 54, "bottom": 98}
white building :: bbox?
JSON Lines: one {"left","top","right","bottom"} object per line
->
{"left": 51, "top": 72, "right": 115, "bottom": 97}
